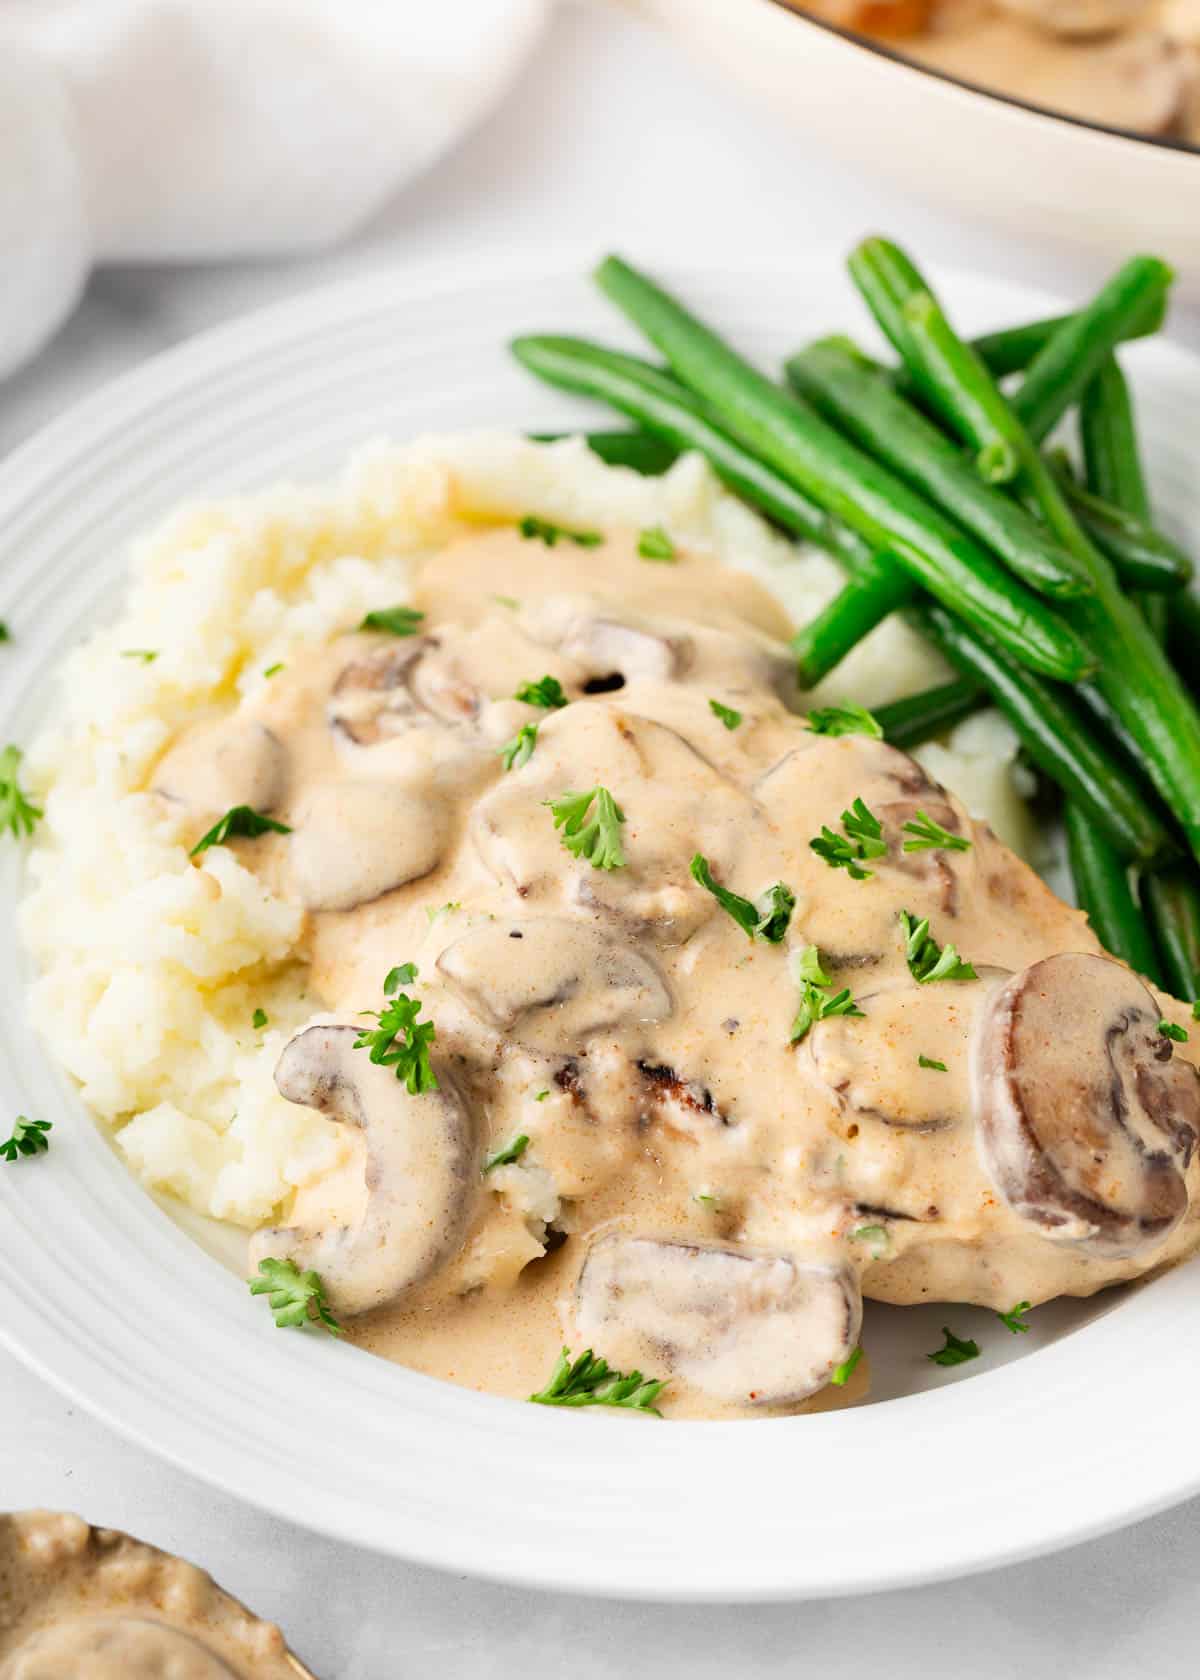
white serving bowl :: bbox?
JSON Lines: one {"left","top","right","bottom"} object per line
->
{"left": 636, "top": 0, "right": 1200, "bottom": 292}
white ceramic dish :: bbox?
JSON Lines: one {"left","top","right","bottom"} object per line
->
{"left": 2, "top": 252, "right": 1200, "bottom": 1601}
{"left": 634, "top": 0, "right": 1200, "bottom": 294}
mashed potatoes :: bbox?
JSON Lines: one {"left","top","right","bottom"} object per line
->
{"left": 18, "top": 433, "right": 1032, "bottom": 1227}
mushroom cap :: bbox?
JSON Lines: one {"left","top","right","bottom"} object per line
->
{"left": 974, "top": 953, "right": 1200, "bottom": 1257}
{"left": 249, "top": 1024, "right": 478, "bottom": 1315}
{"left": 288, "top": 781, "right": 447, "bottom": 911}
{"left": 152, "top": 720, "right": 285, "bottom": 815}
{"left": 329, "top": 638, "right": 481, "bottom": 746}
{"left": 575, "top": 1234, "right": 861, "bottom": 1406}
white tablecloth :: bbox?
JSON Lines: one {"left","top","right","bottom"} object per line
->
{"left": 2, "top": 3, "right": 1198, "bottom": 1672}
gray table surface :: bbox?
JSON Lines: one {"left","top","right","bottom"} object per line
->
{"left": 2, "top": 3, "right": 1198, "bottom": 1672}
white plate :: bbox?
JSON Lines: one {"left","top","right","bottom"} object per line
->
{"left": 2, "top": 252, "right": 1200, "bottom": 1602}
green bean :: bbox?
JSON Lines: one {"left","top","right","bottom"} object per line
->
{"left": 847, "top": 238, "right": 1200, "bottom": 866}
{"left": 791, "top": 569, "right": 913, "bottom": 689}
{"left": 913, "top": 604, "right": 1172, "bottom": 864}
{"left": 1046, "top": 460, "right": 1193, "bottom": 593}
{"left": 1065, "top": 804, "right": 1163, "bottom": 980}
{"left": 1167, "top": 590, "right": 1200, "bottom": 699}
{"left": 871, "top": 678, "right": 986, "bottom": 749}
{"left": 785, "top": 337, "right": 1092, "bottom": 600}
{"left": 1142, "top": 868, "right": 1200, "bottom": 1001}
{"left": 1013, "top": 259, "right": 1174, "bottom": 445}
{"left": 592, "top": 259, "right": 1095, "bottom": 684}
{"left": 970, "top": 295, "right": 1166, "bottom": 380}
{"left": 1079, "top": 355, "right": 1167, "bottom": 640}
{"left": 529, "top": 428, "right": 679, "bottom": 476}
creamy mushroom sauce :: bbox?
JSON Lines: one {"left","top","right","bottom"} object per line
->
{"left": 153, "top": 526, "right": 1200, "bottom": 1419}
{"left": 0, "top": 1512, "right": 301, "bottom": 1678}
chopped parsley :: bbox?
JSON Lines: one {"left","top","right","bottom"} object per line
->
{"left": 534, "top": 1089, "right": 550, "bottom": 1102}
{"left": 852, "top": 1224, "right": 889, "bottom": 1258}
{"left": 514, "top": 674, "right": 568, "bottom": 709}
{"left": 190, "top": 805, "right": 292, "bottom": 857}
{"left": 805, "top": 704, "right": 882, "bottom": 739}
{"left": 492, "top": 593, "right": 520, "bottom": 609}
{"left": 529, "top": 1347, "right": 667, "bottom": 1414}
{"left": 426, "top": 901, "right": 461, "bottom": 924}
{"left": 546, "top": 786, "right": 626, "bottom": 870}
{"left": 637, "top": 525, "right": 676, "bottom": 561}
{"left": 518, "top": 515, "right": 603, "bottom": 549}
{"left": 708, "top": 699, "right": 743, "bottom": 731}
{"left": 918, "top": 1054, "right": 948, "bottom": 1072}
{"left": 359, "top": 605, "right": 425, "bottom": 637}
{"left": 927, "top": 1327, "right": 980, "bottom": 1367}
{"left": 0, "top": 1117, "right": 52, "bottom": 1163}
{"left": 1192, "top": 1000, "right": 1200, "bottom": 1021}
{"left": 354, "top": 963, "right": 438, "bottom": 1094}
{"left": 120, "top": 648, "right": 158, "bottom": 663}
{"left": 901, "top": 909, "right": 977, "bottom": 984}
{"left": 500, "top": 721, "right": 539, "bottom": 771}
{"left": 1159, "top": 1019, "right": 1189, "bottom": 1043}
{"left": 249, "top": 1257, "right": 342, "bottom": 1335}
{"left": 483, "top": 1134, "right": 530, "bottom": 1173}
{"left": 252, "top": 1008, "right": 268, "bottom": 1031}
{"left": 790, "top": 944, "right": 864, "bottom": 1043}
{"left": 694, "top": 1190, "right": 721, "bottom": 1211}
{"left": 998, "top": 1301, "right": 1032, "bottom": 1334}
{"left": 690, "top": 854, "right": 795, "bottom": 942}
{"left": 901, "top": 809, "right": 971, "bottom": 853}
{"left": 0, "top": 746, "right": 42, "bottom": 840}
{"left": 0, "top": 622, "right": 9, "bottom": 643}
{"left": 831, "top": 1346, "right": 863, "bottom": 1386}
{"left": 810, "top": 797, "right": 887, "bottom": 880}
{"left": 263, "top": 662, "right": 284, "bottom": 678}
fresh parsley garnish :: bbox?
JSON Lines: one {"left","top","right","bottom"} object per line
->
{"left": 120, "top": 648, "right": 158, "bottom": 663}
{"left": 249, "top": 1257, "right": 342, "bottom": 1335}
{"left": 694, "top": 1189, "right": 721, "bottom": 1211}
{"left": 998, "top": 1301, "right": 1031, "bottom": 1334}
{"left": 927, "top": 1327, "right": 980, "bottom": 1367}
{"left": 514, "top": 675, "right": 568, "bottom": 709}
{"left": 190, "top": 805, "right": 291, "bottom": 857}
{"left": 690, "top": 854, "right": 795, "bottom": 942}
{"left": 0, "top": 746, "right": 42, "bottom": 840}
{"left": 492, "top": 593, "right": 520, "bottom": 609}
{"left": 1192, "top": 1000, "right": 1200, "bottom": 1021}
{"left": 518, "top": 515, "right": 603, "bottom": 549}
{"left": 500, "top": 722, "right": 539, "bottom": 771}
{"left": 852, "top": 1224, "right": 888, "bottom": 1258}
{"left": 354, "top": 963, "right": 438, "bottom": 1094}
{"left": 708, "top": 699, "right": 742, "bottom": 731}
{"left": 790, "top": 944, "right": 864, "bottom": 1042}
{"left": 529, "top": 1347, "right": 667, "bottom": 1414}
{"left": 360, "top": 605, "right": 424, "bottom": 637}
{"left": 252, "top": 1008, "right": 268, "bottom": 1031}
{"left": 263, "top": 662, "right": 284, "bottom": 678}
{"left": 1159, "top": 1019, "right": 1189, "bottom": 1043}
{"left": 918, "top": 1054, "right": 948, "bottom": 1072}
{"left": 810, "top": 797, "right": 887, "bottom": 880}
{"left": 901, "top": 809, "right": 971, "bottom": 853}
{"left": 831, "top": 1346, "right": 863, "bottom": 1386}
{"left": 483, "top": 1134, "right": 530, "bottom": 1173}
{"left": 0, "top": 1117, "right": 51, "bottom": 1163}
{"left": 637, "top": 525, "right": 676, "bottom": 561}
{"left": 546, "top": 786, "right": 626, "bottom": 870}
{"left": 534, "top": 1089, "right": 550, "bottom": 1102}
{"left": 0, "top": 622, "right": 9, "bottom": 643}
{"left": 900, "top": 910, "right": 977, "bottom": 984}
{"left": 805, "top": 704, "right": 882, "bottom": 739}
{"left": 426, "top": 900, "right": 461, "bottom": 924}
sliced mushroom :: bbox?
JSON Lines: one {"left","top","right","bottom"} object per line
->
{"left": 559, "top": 613, "right": 689, "bottom": 688}
{"left": 974, "top": 953, "right": 1200, "bottom": 1257}
{"left": 575, "top": 1235, "right": 861, "bottom": 1406}
{"left": 436, "top": 919, "right": 671, "bottom": 1050}
{"left": 152, "top": 719, "right": 285, "bottom": 814}
{"left": 249, "top": 1024, "right": 477, "bottom": 1315}
{"left": 329, "top": 639, "right": 481, "bottom": 746}
{"left": 993, "top": 0, "right": 1154, "bottom": 36}
{"left": 289, "top": 781, "right": 446, "bottom": 911}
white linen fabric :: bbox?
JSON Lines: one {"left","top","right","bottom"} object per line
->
{"left": 0, "top": 0, "right": 549, "bottom": 376}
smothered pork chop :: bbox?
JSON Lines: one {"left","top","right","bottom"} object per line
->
{"left": 132, "top": 522, "right": 1200, "bottom": 1417}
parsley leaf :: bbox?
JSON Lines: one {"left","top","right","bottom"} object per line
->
{"left": 637, "top": 525, "right": 676, "bottom": 562}
{"left": 0, "top": 1117, "right": 52, "bottom": 1163}
{"left": 708, "top": 699, "right": 743, "bottom": 731}
{"left": 360, "top": 605, "right": 424, "bottom": 637}
{"left": 918, "top": 1054, "right": 948, "bottom": 1072}
{"left": 519, "top": 515, "right": 603, "bottom": 549}
{"left": 500, "top": 721, "right": 539, "bottom": 771}
{"left": 249, "top": 1257, "right": 342, "bottom": 1335}
{"left": 121, "top": 648, "right": 158, "bottom": 664}
{"left": 998, "top": 1301, "right": 1031, "bottom": 1334}
{"left": 534, "top": 1089, "right": 550, "bottom": 1102}
{"left": 927, "top": 1327, "right": 980, "bottom": 1367}
{"left": 1159, "top": 1019, "right": 1189, "bottom": 1043}
{"left": 354, "top": 964, "right": 438, "bottom": 1094}
{"left": 1193, "top": 1000, "right": 1200, "bottom": 1021}
{"left": 546, "top": 786, "right": 626, "bottom": 870}
{"left": 805, "top": 704, "right": 882, "bottom": 739}
{"left": 0, "top": 746, "right": 42, "bottom": 840}
{"left": 263, "top": 662, "right": 284, "bottom": 678}
{"left": 252, "top": 1008, "right": 268, "bottom": 1031}
{"left": 901, "top": 809, "right": 971, "bottom": 853}
{"left": 900, "top": 909, "right": 977, "bottom": 984}
{"left": 790, "top": 944, "right": 864, "bottom": 1042}
{"left": 484, "top": 1134, "right": 530, "bottom": 1173}
{"left": 0, "top": 622, "right": 9, "bottom": 643}
{"left": 830, "top": 1346, "right": 863, "bottom": 1386}
{"left": 514, "top": 675, "right": 568, "bottom": 710}
{"left": 810, "top": 797, "right": 887, "bottom": 880}
{"left": 529, "top": 1347, "right": 667, "bottom": 1414}
{"left": 690, "top": 854, "right": 795, "bottom": 942}
{"left": 852, "top": 1224, "right": 889, "bottom": 1258}
{"left": 190, "top": 805, "right": 292, "bottom": 857}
